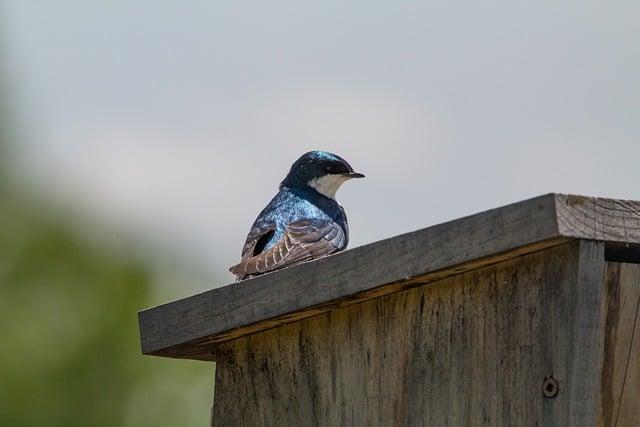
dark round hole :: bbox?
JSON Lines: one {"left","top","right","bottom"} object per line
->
{"left": 542, "top": 377, "right": 559, "bottom": 398}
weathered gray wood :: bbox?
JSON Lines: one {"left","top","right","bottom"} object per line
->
{"left": 601, "top": 262, "right": 640, "bottom": 426}
{"left": 140, "top": 193, "right": 560, "bottom": 360}
{"left": 566, "top": 240, "right": 606, "bottom": 423}
{"left": 616, "top": 275, "right": 640, "bottom": 427}
{"left": 139, "top": 193, "right": 640, "bottom": 360}
{"left": 555, "top": 194, "right": 640, "bottom": 244}
{"left": 211, "top": 242, "right": 611, "bottom": 426}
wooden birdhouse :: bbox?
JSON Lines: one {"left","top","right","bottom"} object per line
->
{"left": 139, "top": 193, "right": 640, "bottom": 426}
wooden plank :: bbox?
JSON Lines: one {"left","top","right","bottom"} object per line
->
{"left": 139, "top": 194, "right": 640, "bottom": 360}
{"left": 555, "top": 194, "right": 640, "bottom": 244}
{"left": 601, "top": 262, "right": 640, "bottom": 426}
{"left": 566, "top": 240, "right": 606, "bottom": 424}
{"left": 617, "top": 271, "right": 640, "bottom": 427}
{"left": 140, "top": 193, "right": 561, "bottom": 360}
{"left": 211, "top": 241, "right": 610, "bottom": 426}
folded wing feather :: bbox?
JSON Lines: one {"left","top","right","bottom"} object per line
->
{"left": 230, "top": 219, "right": 345, "bottom": 280}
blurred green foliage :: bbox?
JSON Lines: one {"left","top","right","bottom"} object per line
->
{"left": 0, "top": 68, "right": 212, "bottom": 427}
{"left": 0, "top": 191, "right": 145, "bottom": 425}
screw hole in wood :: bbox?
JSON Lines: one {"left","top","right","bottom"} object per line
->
{"left": 542, "top": 376, "right": 559, "bottom": 398}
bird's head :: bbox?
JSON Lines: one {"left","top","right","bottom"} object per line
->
{"left": 281, "top": 151, "right": 364, "bottom": 199}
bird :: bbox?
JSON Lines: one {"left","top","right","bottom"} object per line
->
{"left": 229, "top": 150, "right": 364, "bottom": 281}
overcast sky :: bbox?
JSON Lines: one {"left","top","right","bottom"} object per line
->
{"left": 4, "top": 1, "right": 640, "bottom": 288}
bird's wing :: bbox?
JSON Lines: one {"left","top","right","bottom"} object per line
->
{"left": 239, "top": 222, "right": 277, "bottom": 262}
{"left": 229, "top": 219, "right": 345, "bottom": 279}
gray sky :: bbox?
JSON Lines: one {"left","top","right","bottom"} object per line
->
{"left": 4, "top": 1, "right": 640, "bottom": 288}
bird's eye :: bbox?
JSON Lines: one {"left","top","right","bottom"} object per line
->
{"left": 321, "top": 161, "right": 349, "bottom": 174}
{"left": 320, "top": 161, "right": 333, "bottom": 173}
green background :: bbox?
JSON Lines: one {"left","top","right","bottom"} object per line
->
{"left": 0, "top": 65, "right": 213, "bottom": 427}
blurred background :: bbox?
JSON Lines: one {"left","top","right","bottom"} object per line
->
{"left": 1, "top": 1, "right": 639, "bottom": 426}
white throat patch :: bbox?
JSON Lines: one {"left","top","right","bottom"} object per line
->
{"left": 308, "top": 175, "right": 351, "bottom": 200}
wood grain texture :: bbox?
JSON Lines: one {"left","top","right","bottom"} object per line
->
{"left": 555, "top": 194, "right": 640, "bottom": 244}
{"left": 139, "top": 193, "right": 640, "bottom": 360}
{"left": 140, "top": 193, "right": 561, "bottom": 360}
{"left": 601, "top": 262, "right": 640, "bottom": 426}
{"left": 211, "top": 242, "right": 609, "bottom": 426}
{"left": 567, "top": 240, "right": 607, "bottom": 423}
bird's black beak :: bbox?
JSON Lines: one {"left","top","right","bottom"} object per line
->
{"left": 344, "top": 172, "right": 365, "bottom": 178}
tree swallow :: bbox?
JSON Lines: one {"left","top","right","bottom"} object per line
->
{"left": 230, "top": 151, "right": 364, "bottom": 281}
